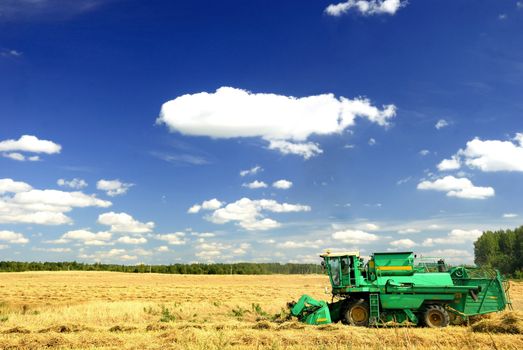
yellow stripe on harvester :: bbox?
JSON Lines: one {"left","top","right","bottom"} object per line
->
{"left": 376, "top": 265, "right": 413, "bottom": 271}
{"left": 316, "top": 318, "right": 328, "bottom": 322}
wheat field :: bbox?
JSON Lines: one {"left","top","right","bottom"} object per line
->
{"left": 0, "top": 272, "right": 521, "bottom": 349}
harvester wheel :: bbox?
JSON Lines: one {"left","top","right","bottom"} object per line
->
{"left": 344, "top": 300, "right": 370, "bottom": 326}
{"left": 422, "top": 305, "right": 450, "bottom": 328}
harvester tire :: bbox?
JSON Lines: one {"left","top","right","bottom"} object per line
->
{"left": 344, "top": 299, "right": 370, "bottom": 326}
{"left": 422, "top": 305, "right": 450, "bottom": 328}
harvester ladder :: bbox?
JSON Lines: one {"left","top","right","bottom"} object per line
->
{"left": 369, "top": 293, "right": 380, "bottom": 326}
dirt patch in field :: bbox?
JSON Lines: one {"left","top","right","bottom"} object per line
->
{"left": 38, "top": 324, "right": 92, "bottom": 333}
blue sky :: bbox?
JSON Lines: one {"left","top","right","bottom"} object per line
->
{"left": 1, "top": 0, "right": 522, "bottom": 265}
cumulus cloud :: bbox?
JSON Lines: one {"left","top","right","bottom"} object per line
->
{"left": 435, "top": 119, "right": 449, "bottom": 130}
{"left": 0, "top": 230, "right": 29, "bottom": 244}
{"left": 157, "top": 87, "right": 396, "bottom": 159}
{"left": 397, "top": 228, "right": 420, "bottom": 234}
{"left": 272, "top": 179, "right": 293, "bottom": 189}
{"left": 325, "top": 0, "right": 406, "bottom": 16}
{"left": 79, "top": 248, "right": 137, "bottom": 262}
{"left": 0, "top": 135, "right": 61, "bottom": 153}
{"left": 390, "top": 238, "right": 417, "bottom": 248}
{"left": 2, "top": 152, "right": 40, "bottom": 161}
{"left": 195, "top": 241, "right": 250, "bottom": 261}
{"left": 0, "top": 135, "right": 61, "bottom": 161}
{"left": 207, "top": 197, "right": 311, "bottom": 231}
{"left": 57, "top": 178, "right": 88, "bottom": 189}
{"left": 96, "top": 179, "right": 133, "bottom": 197}
{"left": 419, "top": 149, "right": 430, "bottom": 156}
{"left": 421, "top": 249, "right": 473, "bottom": 264}
{"left": 242, "top": 180, "right": 268, "bottom": 189}
{"left": 417, "top": 176, "right": 494, "bottom": 200}
{"left": 332, "top": 229, "right": 378, "bottom": 244}
{"left": 267, "top": 140, "right": 323, "bottom": 159}
{"left": 437, "top": 155, "right": 461, "bottom": 171}
{"left": 0, "top": 178, "right": 32, "bottom": 194}
{"left": 155, "top": 232, "right": 187, "bottom": 245}
{"left": 60, "top": 229, "right": 112, "bottom": 246}
{"left": 277, "top": 240, "right": 324, "bottom": 249}
{"left": 97, "top": 212, "right": 154, "bottom": 233}
{"left": 0, "top": 179, "right": 112, "bottom": 225}
{"left": 187, "top": 198, "right": 224, "bottom": 214}
{"left": 240, "top": 165, "right": 262, "bottom": 177}
{"left": 422, "top": 229, "right": 482, "bottom": 246}
{"left": 437, "top": 134, "right": 523, "bottom": 173}
{"left": 117, "top": 236, "right": 147, "bottom": 244}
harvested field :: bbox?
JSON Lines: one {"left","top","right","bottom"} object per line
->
{"left": 0, "top": 272, "right": 522, "bottom": 349}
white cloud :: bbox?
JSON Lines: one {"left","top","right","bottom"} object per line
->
{"left": 202, "top": 199, "right": 223, "bottom": 210}
{"left": 187, "top": 198, "right": 223, "bottom": 214}
{"left": 0, "top": 135, "right": 61, "bottom": 154}
{"left": 187, "top": 204, "right": 201, "bottom": 214}
{"left": 435, "top": 119, "right": 449, "bottom": 130}
{"left": 0, "top": 230, "right": 29, "bottom": 244}
{"left": 332, "top": 229, "right": 378, "bottom": 244}
{"left": 459, "top": 134, "right": 523, "bottom": 172}
{"left": 2, "top": 152, "right": 28, "bottom": 161}
{"left": 117, "top": 236, "right": 147, "bottom": 244}
{"left": 0, "top": 181, "right": 112, "bottom": 225}
{"left": 498, "top": 14, "right": 507, "bottom": 20}
{"left": 157, "top": 87, "right": 396, "bottom": 159}
{"left": 518, "top": 1, "right": 523, "bottom": 9}
{"left": 208, "top": 197, "right": 311, "bottom": 231}
{"left": 155, "top": 232, "right": 187, "bottom": 245}
{"left": 325, "top": 0, "right": 406, "bottom": 16}
{"left": 240, "top": 165, "right": 262, "bottom": 177}
{"left": 268, "top": 140, "right": 323, "bottom": 159}
{"left": 157, "top": 246, "right": 169, "bottom": 252}
{"left": 437, "top": 155, "right": 461, "bottom": 171}
{"left": 273, "top": 179, "right": 293, "bottom": 189}
{"left": 242, "top": 180, "right": 268, "bottom": 189}
{"left": 368, "top": 138, "right": 376, "bottom": 146}
{"left": 57, "top": 178, "right": 87, "bottom": 189}
{"left": 503, "top": 213, "right": 518, "bottom": 218}
{"left": 0, "top": 178, "right": 32, "bottom": 194}
{"left": 96, "top": 179, "right": 133, "bottom": 197}
{"left": 423, "top": 229, "right": 482, "bottom": 246}
{"left": 191, "top": 232, "right": 216, "bottom": 238}
{"left": 34, "top": 247, "right": 71, "bottom": 253}
{"left": 417, "top": 176, "right": 494, "bottom": 200}
{"left": 79, "top": 248, "right": 137, "bottom": 262}
{"left": 194, "top": 241, "right": 250, "bottom": 261}
{"left": 397, "top": 228, "right": 420, "bottom": 234}
{"left": 61, "top": 229, "right": 112, "bottom": 246}
{"left": 358, "top": 223, "right": 379, "bottom": 231}
{"left": 97, "top": 212, "right": 154, "bottom": 233}
{"left": 277, "top": 240, "right": 323, "bottom": 249}
{"left": 419, "top": 149, "right": 430, "bottom": 156}
{"left": 421, "top": 249, "right": 473, "bottom": 264}
{"left": 390, "top": 238, "right": 417, "bottom": 249}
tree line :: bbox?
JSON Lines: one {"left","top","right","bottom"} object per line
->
{"left": 474, "top": 225, "right": 523, "bottom": 278}
{"left": 0, "top": 261, "right": 323, "bottom": 275}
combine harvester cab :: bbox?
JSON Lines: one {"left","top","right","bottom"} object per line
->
{"left": 290, "top": 251, "right": 511, "bottom": 328}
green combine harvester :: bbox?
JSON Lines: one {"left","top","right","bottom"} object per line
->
{"left": 290, "top": 251, "right": 511, "bottom": 327}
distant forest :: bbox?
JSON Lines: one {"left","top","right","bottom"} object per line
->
{"left": 474, "top": 225, "right": 523, "bottom": 278}
{"left": 0, "top": 261, "right": 322, "bottom": 275}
